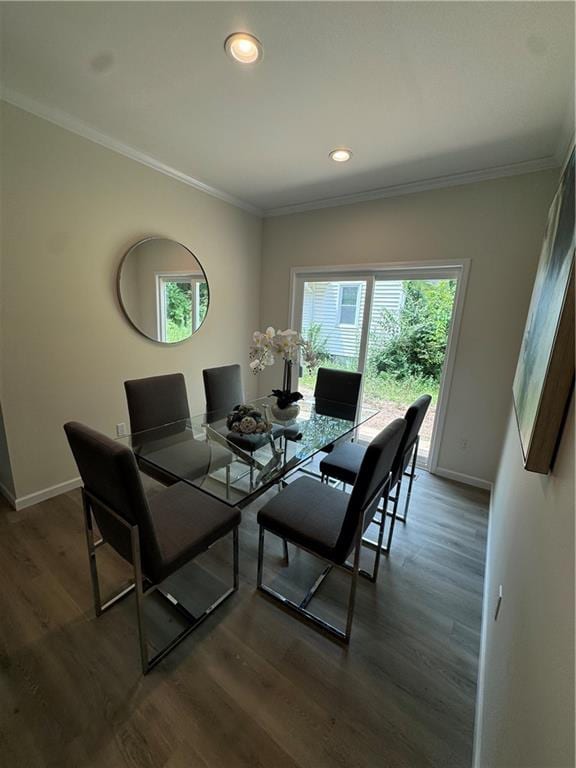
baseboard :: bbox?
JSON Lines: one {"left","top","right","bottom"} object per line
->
{"left": 12, "top": 477, "right": 82, "bottom": 511}
{"left": 0, "top": 480, "right": 16, "bottom": 508}
{"left": 472, "top": 485, "right": 495, "bottom": 767}
{"left": 431, "top": 466, "right": 493, "bottom": 491}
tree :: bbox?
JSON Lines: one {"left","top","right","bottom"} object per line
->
{"left": 370, "top": 280, "right": 455, "bottom": 381}
{"left": 166, "top": 281, "right": 192, "bottom": 342}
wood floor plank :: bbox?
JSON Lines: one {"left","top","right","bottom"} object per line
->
{"left": 0, "top": 470, "right": 488, "bottom": 767}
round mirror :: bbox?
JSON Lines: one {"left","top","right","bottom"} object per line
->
{"left": 118, "top": 237, "right": 209, "bottom": 343}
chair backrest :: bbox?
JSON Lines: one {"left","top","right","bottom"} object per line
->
{"left": 313, "top": 368, "right": 362, "bottom": 421}
{"left": 334, "top": 418, "right": 406, "bottom": 561}
{"left": 124, "top": 373, "right": 190, "bottom": 434}
{"left": 64, "top": 422, "right": 160, "bottom": 572}
{"left": 203, "top": 364, "right": 244, "bottom": 420}
{"left": 391, "top": 395, "right": 432, "bottom": 482}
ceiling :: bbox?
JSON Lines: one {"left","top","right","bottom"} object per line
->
{"left": 1, "top": 2, "right": 574, "bottom": 215}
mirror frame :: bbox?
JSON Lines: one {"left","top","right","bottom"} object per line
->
{"left": 117, "top": 236, "right": 210, "bottom": 344}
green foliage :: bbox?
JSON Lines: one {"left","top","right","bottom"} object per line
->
{"left": 298, "top": 279, "right": 453, "bottom": 408}
{"left": 369, "top": 280, "right": 455, "bottom": 381}
{"left": 164, "top": 280, "right": 209, "bottom": 342}
{"left": 198, "top": 282, "right": 209, "bottom": 327}
{"left": 362, "top": 371, "right": 439, "bottom": 407}
{"left": 166, "top": 281, "right": 192, "bottom": 342}
{"left": 305, "top": 322, "right": 333, "bottom": 364}
{"left": 300, "top": 362, "right": 439, "bottom": 407}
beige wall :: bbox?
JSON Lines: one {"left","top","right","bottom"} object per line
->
{"left": 474, "top": 396, "right": 574, "bottom": 767}
{"left": 260, "top": 172, "right": 558, "bottom": 483}
{"left": 0, "top": 102, "right": 262, "bottom": 500}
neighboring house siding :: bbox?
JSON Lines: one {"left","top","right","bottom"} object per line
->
{"left": 302, "top": 280, "right": 404, "bottom": 359}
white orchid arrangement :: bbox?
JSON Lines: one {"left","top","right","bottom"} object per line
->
{"left": 249, "top": 327, "right": 317, "bottom": 408}
{"left": 249, "top": 327, "right": 317, "bottom": 375}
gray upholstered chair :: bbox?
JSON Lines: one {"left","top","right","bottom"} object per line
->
{"left": 203, "top": 364, "right": 244, "bottom": 419}
{"left": 284, "top": 366, "right": 364, "bottom": 477}
{"left": 319, "top": 395, "right": 432, "bottom": 543}
{"left": 257, "top": 418, "right": 406, "bottom": 642}
{"left": 64, "top": 421, "right": 240, "bottom": 674}
{"left": 202, "top": 364, "right": 284, "bottom": 489}
{"left": 314, "top": 367, "right": 363, "bottom": 425}
{"left": 125, "top": 373, "right": 234, "bottom": 496}
{"left": 125, "top": 373, "right": 190, "bottom": 433}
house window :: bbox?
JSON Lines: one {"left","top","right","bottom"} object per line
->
{"left": 338, "top": 284, "right": 361, "bottom": 326}
{"left": 156, "top": 273, "right": 208, "bottom": 342}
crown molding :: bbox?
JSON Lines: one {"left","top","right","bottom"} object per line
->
{"left": 264, "top": 154, "right": 562, "bottom": 217}
{"left": 0, "top": 87, "right": 262, "bottom": 217}
{"left": 1, "top": 85, "right": 567, "bottom": 221}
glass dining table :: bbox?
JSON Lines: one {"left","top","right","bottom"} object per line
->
{"left": 117, "top": 396, "right": 378, "bottom": 508}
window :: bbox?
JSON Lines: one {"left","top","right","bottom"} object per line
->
{"left": 156, "top": 273, "right": 208, "bottom": 342}
{"left": 338, "top": 284, "right": 361, "bottom": 325}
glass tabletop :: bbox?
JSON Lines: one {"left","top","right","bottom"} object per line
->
{"left": 118, "top": 396, "right": 378, "bottom": 507}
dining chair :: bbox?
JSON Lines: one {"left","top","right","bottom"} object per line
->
{"left": 202, "top": 364, "right": 285, "bottom": 488}
{"left": 64, "top": 421, "right": 240, "bottom": 674}
{"left": 284, "top": 366, "right": 363, "bottom": 478}
{"left": 125, "top": 372, "right": 190, "bottom": 433}
{"left": 256, "top": 418, "right": 406, "bottom": 642}
{"left": 319, "top": 395, "right": 432, "bottom": 544}
{"left": 314, "top": 367, "right": 363, "bottom": 426}
{"left": 125, "top": 373, "right": 234, "bottom": 496}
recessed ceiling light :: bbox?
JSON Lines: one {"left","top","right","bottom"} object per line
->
{"left": 225, "top": 32, "right": 262, "bottom": 64}
{"left": 329, "top": 148, "right": 353, "bottom": 163}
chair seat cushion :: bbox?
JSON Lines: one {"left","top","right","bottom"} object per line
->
{"left": 147, "top": 482, "right": 240, "bottom": 582}
{"left": 283, "top": 425, "right": 301, "bottom": 441}
{"left": 270, "top": 423, "right": 285, "bottom": 440}
{"left": 319, "top": 442, "right": 366, "bottom": 485}
{"left": 257, "top": 477, "right": 349, "bottom": 563}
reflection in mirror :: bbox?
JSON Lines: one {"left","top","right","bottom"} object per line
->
{"left": 118, "top": 237, "right": 209, "bottom": 343}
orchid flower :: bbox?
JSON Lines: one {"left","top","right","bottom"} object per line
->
{"left": 249, "top": 326, "right": 318, "bottom": 376}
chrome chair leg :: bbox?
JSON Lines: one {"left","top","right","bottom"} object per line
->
{"left": 233, "top": 526, "right": 239, "bottom": 590}
{"left": 299, "top": 563, "right": 332, "bottom": 609}
{"left": 257, "top": 526, "right": 265, "bottom": 588}
{"left": 402, "top": 436, "right": 419, "bottom": 523}
{"left": 372, "top": 491, "right": 387, "bottom": 581}
{"left": 257, "top": 526, "right": 364, "bottom": 643}
{"left": 82, "top": 491, "right": 239, "bottom": 675}
{"left": 225, "top": 464, "right": 231, "bottom": 500}
{"left": 131, "top": 526, "right": 239, "bottom": 675}
{"left": 384, "top": 484, "right": 400, "bottom": 552}
{"left": 344, "top": 525, "right": 363, "bottom": 642}
{"left": 360, "top": 482, "right": 399, "bottom": 558}
{"left": 82, "top": 490, "right": 102, "bottom": 616}
{"left": 131, "top": 525, "right": 149, "bottom": 674}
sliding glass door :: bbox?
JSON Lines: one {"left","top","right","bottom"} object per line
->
{"left": 292, "top": 267, "right": 461, "bottom": 469}
{"left": 296, "top": 276, "right": 372, "bottom": 398}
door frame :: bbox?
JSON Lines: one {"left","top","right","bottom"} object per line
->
{"left": 288, "top": 259, "right": 471, "bottom": 474}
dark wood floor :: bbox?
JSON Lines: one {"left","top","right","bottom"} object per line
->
{"left": 0, "top": 468, "right": 488, "bottom": 768}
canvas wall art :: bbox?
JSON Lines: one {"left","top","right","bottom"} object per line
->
{"left": 513, "top": 148, "right": 575, "bottom": 473}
